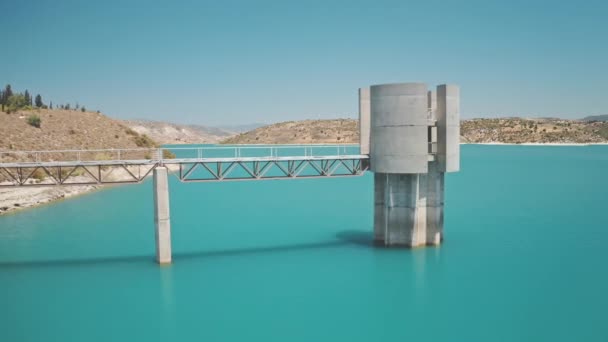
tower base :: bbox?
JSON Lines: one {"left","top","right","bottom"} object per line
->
{"left": 373, "top": 163, "right": 444, "bottom": 247}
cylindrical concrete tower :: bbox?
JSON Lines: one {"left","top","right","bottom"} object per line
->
{"left": 359, "top": 82, "right": 460, "bottom": 247}
{"left": 370, "top": 83, "right": 429, "bottom": 174}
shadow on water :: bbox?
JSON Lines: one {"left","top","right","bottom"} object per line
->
{"left": 335, "top": 230, "right": 375, "bottom": 247}
{"left": 0, "top": 230, "right": 376, "bottom": 269}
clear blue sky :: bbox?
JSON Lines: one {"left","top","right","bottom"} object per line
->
{"left": 1, "top": 0, "right": 607, "bottom": 125}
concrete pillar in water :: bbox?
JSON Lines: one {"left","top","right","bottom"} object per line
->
{"left": 154, "top": 166, "right": 172, "bottom": 264}
{"left": 359, "top": 87, "right": 371, "bottom": 155}
{"left": 369, "top": 83, "right": 459, "bottom": 247}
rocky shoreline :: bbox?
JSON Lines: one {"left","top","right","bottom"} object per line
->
{"left": 0, "top": 182, "right": 99, "bottom": 215}
{"left": 0, "top": 165, "right": 180, "bottom": 216}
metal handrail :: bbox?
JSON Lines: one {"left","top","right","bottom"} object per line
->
{"left": 0, "top": 145, "right": 362, "bottom": 164}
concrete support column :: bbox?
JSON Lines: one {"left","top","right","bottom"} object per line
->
{"left": 154, "top": 166, "right": 172, "bottom": 265}
{"left": 425, "top": 161, "right": 444, "bottom": 245}
{"left": 374, "top": 172, "right": 431, "bottom": 247}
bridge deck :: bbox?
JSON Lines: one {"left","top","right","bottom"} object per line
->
{"left": 0, "top": 146, "right": 370, "bottom": 186}
{"left": 0, "top": 154, "right": 367, "bottom": 168}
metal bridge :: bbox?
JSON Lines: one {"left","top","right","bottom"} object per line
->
{"left": 0, "top": 145, "right": 370, "bottom": 187}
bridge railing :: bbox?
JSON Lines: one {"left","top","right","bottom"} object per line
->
{"left": 0, "top": 144, "right": 362, "bottom": 165}
{"left": 0, "top": 148, "right": 160, "bottom": 165}
{"left": 161, "top": 144, "right": 360, "bottom": 161}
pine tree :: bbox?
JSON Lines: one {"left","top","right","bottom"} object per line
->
{"left": 4, "top": 84, "right": 13, "bottom": 98}
{"left": 24, "top": 90, "right": 31, "bottom": 106}
{"left": 49, "top": 101, "right": 53, "bottom": 109}
{"left": 35, "top": 94, "right": 43, "bottom": 108}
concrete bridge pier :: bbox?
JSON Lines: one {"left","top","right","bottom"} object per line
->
{"left": 153, "top": 166, "right": 172, "bottom": 264}
{"left": 361, "top": 82, "right": 459, "bottom": 248}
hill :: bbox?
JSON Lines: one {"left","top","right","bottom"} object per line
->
{"left": 0, "top": 109, "right": 157, "bottom": 151}
{"left": 221, "top": 118, "right": 608, "bottom": 145}
{"left": 581, "top": 115, "right": 608, "bottom": 122}
{"left": 460, "top": 118, "right": 608, "bottom": 144}
{"left": 122, "top": 119, "right": 235, "bottom": 145}
{"left": 0, "top": 108, "right": 161, "bottom": 214}
{"left": 221, "top": 119, "right": 358, "bottom": 144}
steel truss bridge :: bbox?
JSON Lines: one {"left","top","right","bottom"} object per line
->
{"left": 0, "top": 145, "right": 369, "bottom": 187}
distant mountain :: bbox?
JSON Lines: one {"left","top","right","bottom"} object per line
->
{"left": 581, "top": 115, "right": 608, "bottom": 122}
{"left": 122, "top": 119, "right": 236, "bottom": 145}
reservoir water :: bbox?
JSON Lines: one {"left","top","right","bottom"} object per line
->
{"left": 1, "top": 145, "right": 607, "bottom": 341}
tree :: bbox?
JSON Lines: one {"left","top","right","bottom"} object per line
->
{"left": 35, "top": 94, "right": 43, "bottom": 108}
{"left": 24, "top": 90, "right": 31, "bottom": 106}
{"left": 49, "top": 101, "right": 53, "bottom": 109}
{"left": 65, "top": 103, "right": 71, "bottom": 110}
{"left": 4, "top": 84, "right": 13, "bottom": 99}
{"left": 81, "top": 106, "right": 86, "bottom": 112}
{"left": 1, "top": 85, "right": 12, "bottom": 112}
{"left": 7, "top": 94, "right": 28, "bottom": 111}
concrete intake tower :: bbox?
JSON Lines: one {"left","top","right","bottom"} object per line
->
{"left": 359, "top": 83, "right": 460, "bottom": 247}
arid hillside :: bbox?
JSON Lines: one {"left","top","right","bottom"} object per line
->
{"left": 221, "top": 119, "right": 358, "bottom": 144}
{"left": 0, "top": 108, "right": 163, "bottom": 214}
{"left": 461, "top": 118, "right": 608, "bottom": 144}
{"left": 221, "top": 118, "right": 608, "bottom": 145}
{"left": 0, "top": 109, "right": 157, "bottom": 151}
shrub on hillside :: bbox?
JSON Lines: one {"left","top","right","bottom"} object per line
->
{"left": 133, "top": 134, "right": 156, "bottom": 148}
{"left": 125, "top": 128, "right": 138, "bottom": 136}
{"left": 162, "top": 150, "right": 176, "bottom": 159}
{"left": 26, "top": 114, "right": 41, "bottom": 128}
{"left": 31, "top": 169, "right": 46, "bottom": 181}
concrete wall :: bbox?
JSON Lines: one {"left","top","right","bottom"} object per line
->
{"left": 358, "top": 87, "right": 371, "bottom": 155}
{"left": 370, "top": 83, "right": 429, "bottom": 174}
{"left": 427, "top": 90, "right": 437, "bottom": 121}
{"left": 436, "top": 84, "right": 460, "bottom": 172}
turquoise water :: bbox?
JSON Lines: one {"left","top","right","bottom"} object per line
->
{"left": 1, "top": 145, "right": 607, "bottom": 341}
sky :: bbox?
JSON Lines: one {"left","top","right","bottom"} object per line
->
{"left": 1, "top": 0, "right": 607, "bottom": 125}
